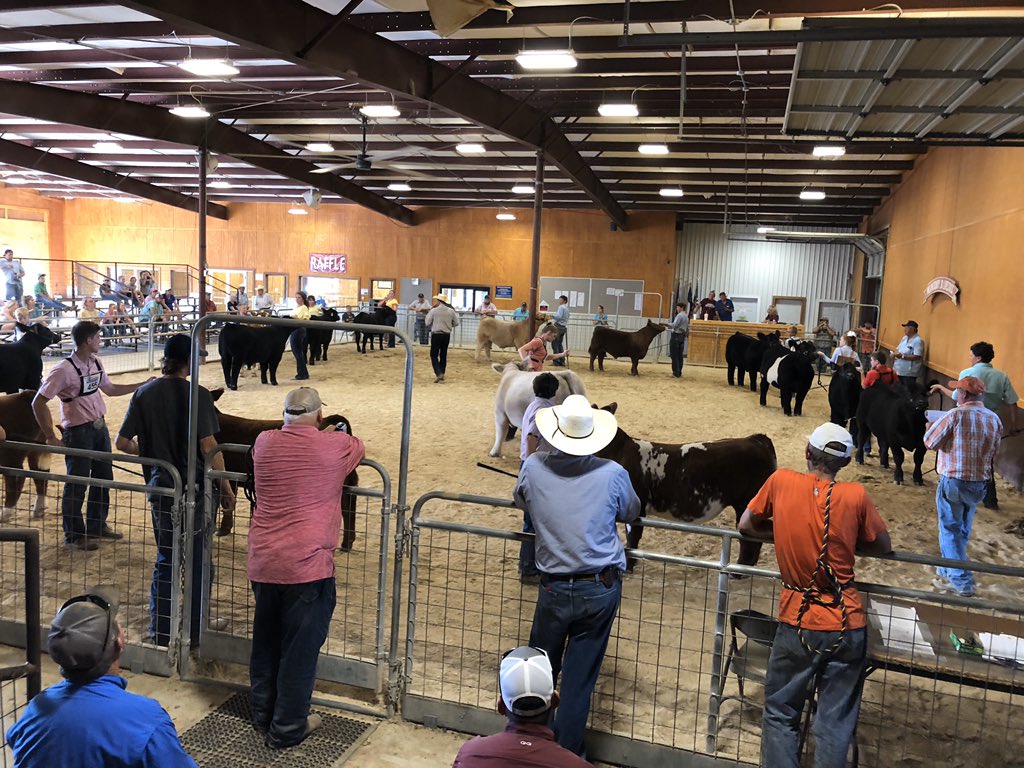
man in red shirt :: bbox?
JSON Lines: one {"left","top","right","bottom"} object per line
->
{"left": 860, "top": 350, "right": 896, "bottom": 390}
{"left": 739, "top": 423, "right": 891, "bottom": 768}
{"left": 248, "top": 387, "right": 365, "bottom": 748}
{"left": 452, "top": 646, "right": 590, "bottom": 768}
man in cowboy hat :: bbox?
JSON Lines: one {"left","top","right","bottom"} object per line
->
{"left": 425, "top": 293, "right": 460, "bottom": 383}
{"left": 514, "top": 395, "right": 640, "bottom": 757}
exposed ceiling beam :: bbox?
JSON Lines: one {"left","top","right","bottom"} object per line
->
{"left": 0, "top": 138, "right": 229, "bottom": 219}
{"left": 0, "top": 80, "right": 415, "bottom": 225}
{"left": 121, "top": 0, "right": 629, "bottom": 229}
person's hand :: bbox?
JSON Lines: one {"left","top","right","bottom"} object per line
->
{"left": 220, "top": 487, "right": 236, "bottom": 512}
{"left": 929, "top": 384, "right": 942, "bottom": 395}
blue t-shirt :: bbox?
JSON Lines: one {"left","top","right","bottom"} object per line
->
{"left": 715, "top": 299, "right": 734, "bottom": 321}
{"left": 593, "top": 313, "right": 609, "bottom": 326}
{"left": 6, "top": 675, "right": 197, "bottom": 768}
{"left": 512, "top": 308, "right": 529, "bottom": 321}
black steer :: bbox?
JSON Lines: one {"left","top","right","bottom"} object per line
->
{"left": 726, "top": 331, "right": 780, "bottom": 391}
{"left": 828, "top": 362, "right": 862, "bottom": 445}
{"left": 344, "top": 306, "right": 397, "bottom": 353}
{"left": 595, "top": 405, "right": 776, "bottom": 570}
{"left": 588, "top": 320, "right": 666, "bottom": 376}
{"left": 218, "top": 323, "right": 293, "bottom": 390}
{"left": 759, "top": 340, "right": 817, "bottom": 416}
{"left": 855, "top": 382, "right": 929, "bottom": 485}
{"left": 306, "top": 307, "right": 340, "bottom": 365}
{"left": 0, "top": 323, "right": 62, "bottom": 394}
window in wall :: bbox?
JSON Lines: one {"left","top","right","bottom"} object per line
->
{"left": 300, "top": 276, "right": 359, "bottom": 310}
{"left": 263, "top": 273, "right": 288, "bottom": 305}
{"left": 207, "top": 268, "right": 253, "bottom": 309}
{"left": 371, "top": 278, "right": 395, "bottom": 301}
{"left": 440, "top": 284, "right": 490, "bottom": 312}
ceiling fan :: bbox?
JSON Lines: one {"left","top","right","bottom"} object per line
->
{"left": 309, "top": 115, "right": 447, "bottom": 178}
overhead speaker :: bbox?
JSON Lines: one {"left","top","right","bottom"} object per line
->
{"left": 302, "top": 189, "right": 322, "bottom": 209}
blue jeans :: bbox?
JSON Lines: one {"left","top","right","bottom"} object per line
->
{"left": 762, "top": 623, "right": 867, "bottom": 768}
{"left": 935, "top": 475, "right": 986, "bottom": 593}
{"left": 36, "top": 294, "right": 67, "bottom": 312}
{"left": 149, "top": 493, "right": 208, "bottom": 647}
{"left": 250, "top": 578, "right": 335, "bottom": 747}
{"left": 529, "top": 575, "right": 621, "bottom": 756}
{"left": 6, "top": 282, "right": 22, "bottom": 302}
{"left": 414, "top": 316, "right": 428, "bottom": 345}
{"left": 289, "top": 328, "right": 309, "bottom": 379}
{"left": 670, "top": 333, "right": 686, "bottom": 377}
{"left": 550, "top": 325, "right": 566, "bottom": 365}
{"left": 61, "top": 423, "right": 112, "bottom": 541}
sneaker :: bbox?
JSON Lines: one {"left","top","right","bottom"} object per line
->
{"left": 98, "top": 525, "right": 123, "bottom": 540}
{"left": 265, "top": 714, "right": 322, "bottom": 749}
{"left": 67, "top": 536, "right": 99, "bottom": 551}
{"left": 932, "top": 576, "right": 974, "bottom": 597}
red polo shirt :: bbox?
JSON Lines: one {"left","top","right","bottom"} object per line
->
{"left": 452, "top": 722, "right": 592, "bottom": 767}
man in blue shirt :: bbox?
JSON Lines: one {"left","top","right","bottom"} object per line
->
{"left": 667, "top": 300, "right": 689, "bottom": 378}
{"left": 518, "top": 373, "right": 559, "bottom": 583}
{"left": 512, "top": 302, "right": 529, "bottom": 322}
{"left": 515, "top": 395, "right": 641, "bottom": 757}
{"left": 6, "top": 586, "right": 196, "bottom": 768}
{"left": 715, "top": 291, "right": 734, "bottom": 321}
{"left": 550, "top": 295, "right": 569, "bottom": 366}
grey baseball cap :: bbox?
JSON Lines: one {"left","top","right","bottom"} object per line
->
{"left": 48, "top": 585, "right": 120, "bottom": 683}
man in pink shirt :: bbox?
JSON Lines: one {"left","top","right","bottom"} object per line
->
{"left": 248, "top": 387, "right": 365, "bottom": 749}
{"left": 32, "top": 321, "right": 149, "bottom": 550}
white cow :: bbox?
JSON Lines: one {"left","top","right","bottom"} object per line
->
{"left": 489, "top": 361, "right": 587, "bottom": 457}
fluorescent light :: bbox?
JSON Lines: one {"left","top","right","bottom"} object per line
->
{"left": 800, "top": 189, "right": 827, "bottom": 201}
{"left": 112, "top": 197, "right": 137, "bottom": 203}
{"left": 812, "top": 145, "right": 846, "bottom": 157}
{"left": 757, "top": 226, "right": 776, "bottom": 234}
{"left": 387, "top": 183, "right": 412, "bottom": 192}
{"left": 359, "top": 105, "right": 401, "bottom": 118}
{"left": 305, "top": 142, "right": 334, "bottom": 153}
{"left": 512, "top": 185, "right": 535, "bottom": 194}
{"left": 4, "top": 176, "right": 28, "bottom": 185}
{"left": 169, "top": 104, "right": 210, "bottom": 118}
{"left": 456, "top": 143, "right": 486, "bottom": 155}
{"left": 496, "top": 212, "right": 517, "bottom": 221}
{"left": 638, "top": 143, "right": 669, "bottom": 155}
{"left": 659, "top": 187, "right": 683, "bottom": 197}
{"left": 92, "top": 141, "right": 122, "bottom": 151}
{"left": 515, "top": 49, "right": 577, "bottom": 70}
{"left": 287, "top": 207, "right": 309, "bottom": 215}
{"left": 209, "top": 180, "right": 232, "bottom": 189}
{"left": 598, "top": 102, "right": 639, "bottom": 118}
{"left": 180, "top": 58, "right": 239, "bottom": 77}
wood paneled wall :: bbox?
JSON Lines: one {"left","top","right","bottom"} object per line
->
{"left": 62, "top": 201, "right": 677, "bottom": 315}
{"left": 0, "top": 186, "right": 66, "bottom": 285}
{"left": 869, "top": 147, "right": 1024, "bottom": 386}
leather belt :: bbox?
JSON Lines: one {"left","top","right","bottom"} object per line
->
{"left": 542, "top": 566, "right": 620, "bottom": 586}
{"left": 66, "top": 417, "right": 105, "bottom": 431}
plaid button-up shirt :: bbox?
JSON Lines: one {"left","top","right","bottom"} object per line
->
{"left": 924, "top": 402, "right": 1002, "bottom": 481}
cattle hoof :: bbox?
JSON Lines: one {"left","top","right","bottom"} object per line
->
{"left": 489, "top": 450, "right": 501, "bottom": 458}
{"left": 729, "top": 573, "right": 750, "bottom": 581}
{"left": 894, "top": 479, "right": 903, "bottom": 486}
{"left": 914, "top": 478, "right": 924, "bottom": 486}
{"left": 215, "top": 527, "right": 232, "bottom": 537}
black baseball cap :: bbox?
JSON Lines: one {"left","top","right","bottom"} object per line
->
{"left": 163, "top": 333, "right": 207, "bottom": 362}
{"left": 902, "top": 320, "right": 919, "bottom": 329}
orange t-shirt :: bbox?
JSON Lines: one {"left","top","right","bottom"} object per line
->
{"left": 748, "top": 468, "right": 887, "bottom": 631}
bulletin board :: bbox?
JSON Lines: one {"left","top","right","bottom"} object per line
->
{"left": 539, "top": 276, "right": 646, "bottom": 318}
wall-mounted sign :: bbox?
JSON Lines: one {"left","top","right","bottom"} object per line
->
{"left": 923, "top": 275, "right": 959, "bottom": 305}
{"left": 494, "top": 285, "right": 513, "bottom": 299}
{"left": 309, "top": 253, "right": 347, "bottom": 274}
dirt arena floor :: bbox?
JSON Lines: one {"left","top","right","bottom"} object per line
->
{"left": 3, "top": 341, "right": 1024, "bottom": 766}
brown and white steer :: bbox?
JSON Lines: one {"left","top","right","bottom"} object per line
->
{"left": 209, "top": 388, "right": 359, "bottom": 546}
{"left": 0, "top": 390, "right": 50, "bottom": 522}
{"left": 595, "top": 408, "right": 776, "bottom": 568}
{"left": 475, "top": 317, "right": 533, "bottom": 362}
{"left": 589, "top": 320, "right": 667, "bottom": 376}
{"left": 489, "top": 361, "right": 586, "bottom": 457}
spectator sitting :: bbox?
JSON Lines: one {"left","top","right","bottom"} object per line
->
{"left": 512, "top": 302, "right": 529, "bottom": 322}
{"left": 23, "top": 296, "right": 44, "bottom": 320}
{"left": 79, "top": 296, "right": 100, "bottom": 320}
{"left": 236, "top": 286, "right": 250, "bottom": 314}
{"left": 139, "top": 290, "right": 166, "bottom": 324}
{"left": 33, "top": 273, "right": 70, "bottom": 313}
{"left": 138, "top": 270, "right": 155, "bottom": 296}
{"left": 4, "top": 586, "right": 198, "bottom": 768}
{"left": 98, "top": 279, "right": 124, "bottom": 302}
{"left": 593, "top": 305, "right": 609, "bottom": 326}
{"left": 201, "top": 292, "right": 217, "bottom": 315}
{"left": 1, "top": 298, "right": 17, "bottom": 331}
{"left": 162, "top": 289, "right": 182, "bottom": 327}
{"left": 764, "top": 305, "right": 780, "bottom": 323}
{"left": 451, "top": 646, "right": 589, "bottom": 768}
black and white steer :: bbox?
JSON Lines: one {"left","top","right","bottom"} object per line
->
{"left": 759, "top": 340, "right": 817, "bottom": 416}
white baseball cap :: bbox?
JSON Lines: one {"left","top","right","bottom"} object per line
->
{"left": 807, "top": 423, "right": 855, "bottom": 458}
{"left": 499, "top": 646, "right": 554, "bottom": 717}
{"left": 283, "top": 387, "right": 324, "bottom": 416}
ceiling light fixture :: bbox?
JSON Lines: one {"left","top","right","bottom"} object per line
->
{"left": 305, "top": 142, "right": 335, "bottom": 153}
{"left": 92, "top": 141, "right": 122, "bottom": 152}
{"left": 180, "top": 58, "right": 239, "bottom": 77}
{"left": 169, "top": 104, "right": 210, "bottom": 118}
{"left": 638, "top": 143, "right": 669, "bottom": 155}
{"left": 812, "top": 145, "right": 846, "bottom": 157}
{"left": 359, "top": 104, "right": 401, "bottom": 118}
{"left": 456, "top": 143, "right": 486, "bottom": 155}
{"left": 598, "top": 102, "right": 639, "bottom": 118}
{"left": 496, "top": 212, "right": 517, "bottom": 221}
{"left": 799, "top": 189, "right": 827, "bottom": 201}
{"left": 512, "top": 184, "right": 535, "bottom": 194}
{"left": 4, "top": 176, "right": 28, "bottom": 185}
{"left": 387, "top": 182, "right": 412, "bottom": 192}
{"left": 659, "top": 187, "right": 684, "bottom": 198}
{"left": 209, "top": 180, "right": 232, "bottom": 189}
{"left": 287, "top": 207, "right": 309, "bottom": 215}
{"left": 515, "top": 49, "right": 577, "bottom": 71}
{"left": 756, "top": 226, "right": 776, "bottom": 234}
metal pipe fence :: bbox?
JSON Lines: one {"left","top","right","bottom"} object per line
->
{"left": 404, "top": 491, "right": 1024, "bottom": 768}
{"left": 0, "top": 442, "right": 183, "bottom": 676}
{"left": 0, "top": 528, "right": 40, "bottom": 768}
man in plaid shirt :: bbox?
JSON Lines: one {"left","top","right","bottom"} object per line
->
{"left": 924, "top": 376, "right": 1002, "bottom": 597}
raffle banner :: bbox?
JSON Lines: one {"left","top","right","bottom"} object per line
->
{"left": 309, "top": 253, "right": 347, "bottom": 274}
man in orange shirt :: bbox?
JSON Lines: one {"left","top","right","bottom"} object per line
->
{"left": 739, "top": 423, "right": 892, "bottom": 768}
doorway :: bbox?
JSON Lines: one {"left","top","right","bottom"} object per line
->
{"left": 440, "top": 284, "right": 490, "bottom": 312}
{"left": 263, "top": 273, "right": 288, "bottom": 305}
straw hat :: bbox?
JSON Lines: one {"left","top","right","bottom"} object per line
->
{"left": 535, "top": 395, "right": 618, "bottom": 456}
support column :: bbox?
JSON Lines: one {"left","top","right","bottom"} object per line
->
{"left": 197, "top": 128, "right": 209, "bottom": 331}
{"left": 528, "top": 150, "right": 544, "bottom": 337}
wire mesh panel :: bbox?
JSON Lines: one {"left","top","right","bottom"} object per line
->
{"left": 196, "top": 451, "right": 393, "bottom": 695}
{"left": 0, "top": 677, "right": 27, "bottom": 768}
{"left": 0, "top": 445, "right": 182, "bottom": 675}
{"left": 0, "top": 529, "right": 39, "bottom": 768}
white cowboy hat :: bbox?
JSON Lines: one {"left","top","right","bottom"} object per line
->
{"left": 535, "top": 394, "right": 618, "bottom": 456}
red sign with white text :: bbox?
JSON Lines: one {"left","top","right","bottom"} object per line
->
{"left": 309, "top": 253, "right": 347, "bottom": 274}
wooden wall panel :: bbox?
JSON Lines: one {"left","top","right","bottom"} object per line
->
{"left": 62, "top": 200, "right": 677, "bottom": 315}
{"left": 870, "top": 146, "right": 1024, "bottom": 386}
{"left": 0, "top": 186, "right": 65, "bottom": 286}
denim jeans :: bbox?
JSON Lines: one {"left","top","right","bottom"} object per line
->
{"left": 430, "top": 332, "right": 450, "bottom": 375}
{"left": 5, "top": 282, "right": 21, "bottom": 302}
{"left": 414, "top": 316, "right": 428, "bottom": 345}
{"left": 529, "top": 575, "right": 621, "bottom": 756}
{"left": 250, "top": 578, "right": 335, "bottom": 747}
{"left": 149, "top": 493, "right": 208, "bottom": 647}
{"left": 935, "top": 474, "right": 986, "bottom": 593}
{"left": 386, "top": 313, "right": 397, "bottom": 348}
{"left": 669, "top": 333, "right": 686, "bottom": 377}
{"left": 550, "top": 326, "right": 566, "bottom": 365}
{"left": 762, "top": 623, "right": 867, "bottom": 768}
{"left": 289, "top": 328, "right": 309, "bottom": 379}
{"left": 61, "top": 424, "right": 112, "bottom": 541}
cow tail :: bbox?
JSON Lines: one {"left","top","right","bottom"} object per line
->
{"left": 244, "top": 445, "right": 258, "bottom": 512}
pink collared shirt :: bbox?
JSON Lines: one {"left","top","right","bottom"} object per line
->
{"left": 248, "top": 424, "right": 365, "bottom": 584}
{"left": 37, "top": 355, "right": 111, "bottom": 428}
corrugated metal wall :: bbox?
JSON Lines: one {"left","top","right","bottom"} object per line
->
{"left": 676, "top": 223, "right": 857, "bottom": 330}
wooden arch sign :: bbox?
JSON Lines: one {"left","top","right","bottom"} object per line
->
{"left": 923, "top": 276, "right": 959, "bottom": 305}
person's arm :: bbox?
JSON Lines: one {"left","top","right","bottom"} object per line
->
{"left": 856, "top": 496, "right": 893, "bottom": 555}
{"left": 0, "top": 425, "right": 5, "bottom": 440}
{"left": 858, "top": 530, "right": 893, "bottom": 556}
{"left": 115, "top": 434, "right": 138, "bottom": 454}
{"left": 31, "top": 391, "right": 61, "bottom": 447}
{"left": 923, "top": 412, "right": 953, "bottom": 451}
{"left": 930, "top": 383, "right": 954, "bottom": 398}
{"left": 525, "top": 433, "right": 541, "bottom": 457}
{"left": 738, "top": 508, "right": 774, "bottom": 541}
{"left": 199, "top": 434, "right": 235, "bottom": 509}
{"left": 140, "top": 710, "right": 199, "bottom": 768}
{"left": 518, "top": 340, "right": 532, "bottom": 361}
{"left": 614, "top": 470, "right": 642, "bottom": 524}
{"left": 100, "top": 376, "right": 152, "bottom": 397}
